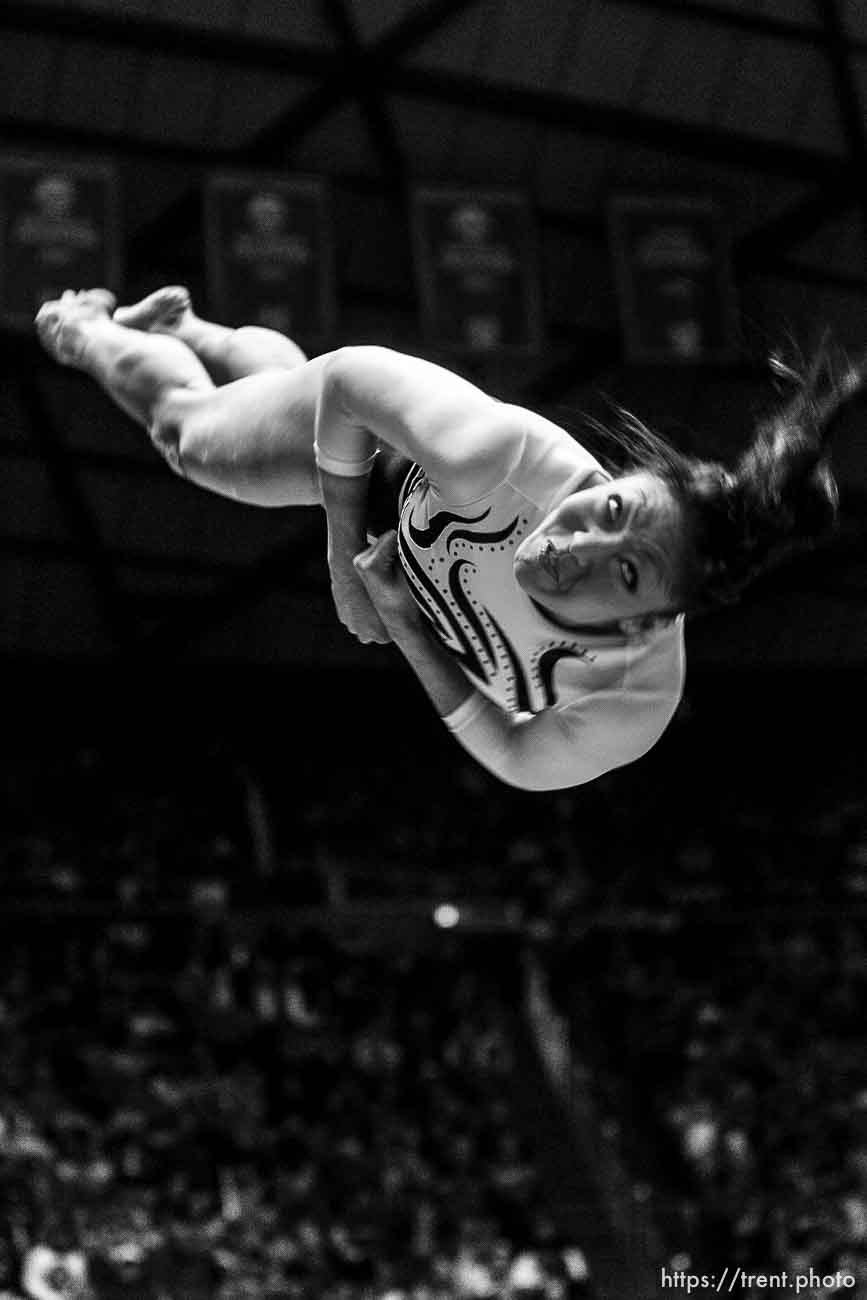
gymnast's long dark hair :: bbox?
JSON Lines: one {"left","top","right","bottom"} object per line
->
{"left": 598, "top": 339, "right": 866, "bottom": 615}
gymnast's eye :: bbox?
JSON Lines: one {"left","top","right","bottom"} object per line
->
{"left": 606, "top": 494, "right": 624, "bottom": 526}
{"left": 620, "top": 558, "right": 638, "bottom": 593}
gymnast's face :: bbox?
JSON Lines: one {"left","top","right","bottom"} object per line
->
{"left": 512, "top": 471, "right": 683, "bottom": 632}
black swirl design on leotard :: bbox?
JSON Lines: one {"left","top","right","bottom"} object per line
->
{"left": 538, "top": 646, "right": 595, "bottom": 708}
{"left": 407, "top": 506, "right": 491, "bottom": 548}
{"left": 397, "top": 490, "right": 540, "bottom": 709}
{"left": 400, "top": 492, "right": 598, "bottom": 711}
{"left": 396, "top": 528, "right": 490, "bottom": 684}
{"left": 446, "top": 519, "right": 522, "bottom": 553}
{"left": 447, "top": 559, "right": 496, "bottom": 668}
{"left": 482, "top": 605, "right": 532, "bottom": 714}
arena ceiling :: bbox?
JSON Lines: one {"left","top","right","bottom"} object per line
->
{"left": 1, "top": 0, "right": 866, "bottom": 670}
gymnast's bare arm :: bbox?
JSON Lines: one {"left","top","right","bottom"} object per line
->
{"left": 313, "top": 347, "right": 523, "bottom": 646}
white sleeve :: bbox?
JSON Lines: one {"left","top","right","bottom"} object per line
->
{"left": 444, "top": 685, "right": 678, "bottom": 792}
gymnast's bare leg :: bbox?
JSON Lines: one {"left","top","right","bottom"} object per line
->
{"left": 35, "top": 288, "right": 328, "bottom": 506}
{"left": 113, "top": 285, "right": 308, "bottom": 383}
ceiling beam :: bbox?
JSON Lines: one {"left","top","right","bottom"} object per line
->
{"left": 0, "top": 1, "right": 335, "bottom": 74}
{"left": 129, "top": 0, "right": 482, "bottom": 260}
{"left": 3, "top": 1, "right": 858, "bottom": 282}
{"left": 238, "top": 0, "right": 481, "bottom": 168}
{"left": 609, "top": 0, "right": 861, "bottom": 52}
{"left": 4, "top": 0, "right": 864, "bottom": 83}
{"left": 316, "top": 0, "right": 409, "bottom": 186}
{"left": 0, "top": 75, "right": 847, "bottom": 186}
{"left": 1, "top": 1, "right": 842, "bottom": 184}
{"left": 237, "top": 0, "right": 482, "bottom": 166}
{"left": 379, "top": 65, "right": 846, "bottom": 180}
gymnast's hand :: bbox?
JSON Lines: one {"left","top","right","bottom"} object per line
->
{"left": 329, "top": 547, "right": 392, "bottom": 645}
{"left": 353, "top": 531, "right": 420, "bottom": 637}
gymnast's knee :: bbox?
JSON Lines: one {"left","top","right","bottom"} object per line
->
{"left": 149, "top": 410, "right": 183, "bottom": 475}
{"left": 149, "top": 388, "right": 205, "bottom": 476}
{"left": 229, "top": 326, "right": 308, "bottom": 372}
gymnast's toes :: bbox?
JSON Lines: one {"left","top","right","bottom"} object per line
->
{"left": 35, "top": 289, "right": 112, "bottom": 364}
{"left": 114, "top": 285, "right": 192, "bottom": 333}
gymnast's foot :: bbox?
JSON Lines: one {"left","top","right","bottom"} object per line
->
{"left": 112, "top": 285, "right": 230, "bottom": 363}
{"left": 35, "top": 288, "right": 117, "bottom": 367}
{"left": 114, "top": 285, "right": 193, "bottom": 336}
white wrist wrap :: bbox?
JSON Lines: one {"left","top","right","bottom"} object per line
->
{"left": 314, "top": 442, "right": 378, "bottom": 477}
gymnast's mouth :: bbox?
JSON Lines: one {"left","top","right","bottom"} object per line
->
{"left": 535, "top": 539, "right": 557, "bottom": 585}
{"left": 539, "top": 539, "right": 590, "bottom": 591}
{"left": 515, "top": 535, "right": 589, "bottom": 595}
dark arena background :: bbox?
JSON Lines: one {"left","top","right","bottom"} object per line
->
{"left": 2, "top": 3, "right": 867, "bottom": 1299}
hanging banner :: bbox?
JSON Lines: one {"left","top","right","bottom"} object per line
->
{"left": 0, "top": 156, "right": 121, "bottom": 330}
{"left": 205, "top": 172, "right": 334, "bottom": 342}
{"left": 411, "top": 186, "right": 543, "bottom": 355}
{"left": 608, "top": 195, "right": 738, "bottom": 364}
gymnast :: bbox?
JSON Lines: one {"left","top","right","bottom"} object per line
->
{"left": 35, "top": 288, "right": 860, "bottom": 790}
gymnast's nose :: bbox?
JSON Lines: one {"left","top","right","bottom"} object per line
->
{"left": 566, "top": 531, "right": 616, "bottom": 563}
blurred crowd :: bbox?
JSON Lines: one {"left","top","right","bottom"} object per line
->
{"left": 0, "top": 899, "right": 591, "bottom": 1299}
{"left": 0, "top": 743, "right": 584, "bottom": 911}
{"left": 560, "top": 918, "right": 867, "bottom": 1295}
{"left": 3, "top": 735, "right": 867, "bottom": 1299}
{"left": 3, "top": 735, "right": 866, "bottom": 915}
